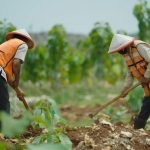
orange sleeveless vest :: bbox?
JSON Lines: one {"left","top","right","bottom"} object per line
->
{"left": 0, "top": 39, "right": 25, "bottom": 81}
{"left": 123, "top": 40, "right": 150, "bottom": 96}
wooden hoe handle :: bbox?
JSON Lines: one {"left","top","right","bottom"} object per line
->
{"left": 14, "top": 87, "right": 31, "bottom": 110}
{"left": 89, "top": 82, "right": 141, "bottom": 118}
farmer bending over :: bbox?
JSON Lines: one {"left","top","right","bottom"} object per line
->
{"left": 108, "top": 34, "right": 150, "bottom": 129}
{"left": 0, "top": 29, "right": 34, "bottom": 129}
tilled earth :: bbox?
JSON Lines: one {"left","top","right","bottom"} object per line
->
{"left": 1, "top": 103, "right": 150, "bottom": 150}
{"left": 64, "top": 116, "right": 150, "bottom": 150}
{"left": 60, "top": 104, "right": 150, "bottom": 150}
{"left": 2, "top": 118, "right": 150, "bottom": 150}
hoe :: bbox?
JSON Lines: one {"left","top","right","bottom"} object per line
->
{"left": 14, "top": 87, "right": 32, "bottom": 113}
{"left": 14, "top": 87, "right": 34, "bottom": 130}
{"left": 88, "top": 82, "right": 141, "bottom": 123}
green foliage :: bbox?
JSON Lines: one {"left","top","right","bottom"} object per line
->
{"left": 27, "top": 144, "right": 68, "bottom": 150}
{"left": 46, "top": 25, "right": 70, "bottom": 89}
{"left": 0, "top": 1, "right": 150, "bottom": 88}
{"left": 22, "top": 45, "right": 47, "bottom": 82}
{"left": 32, "top": 99, "right": 57, "bottom": 130}
{"left": 0, "top": 20, "right": 127, "bottom": 87}
{"left": 146, "top": 118, "right": 150, "bottom": 130}
{"left": 31, "top": 98, "right": 72, "bottom": 149}
{"left": 127, "top": 85, "right": 143, "bottom": 112}
{"left": 0, "top": 142, "right": 12, "bottom": 150}
{"left": 22, "top": 25, "right": 85, "bottom": 86}
{"left": 133, "top": 0, "right": 150, "bottom": 42}
{"left": 77, "top": 22, "right": 112, "bottom": 76}
{"left": 0, "top": 19, "right": 16, "bottom": 44}
{"left": 1, "top": 111, "right": 32, "bottom": 137}
{"left": 0, "top": 98, "right": 72, "bottom": 150}
{"left": 77, "top": 22, "right": 126, "bottom": 84}
{"left": 65, "top": 49, "right": 84, "bottom": 83}
{"left": 58, "top": 134, "right": 72, "bottom": 150}
{"left": 103, "top": 105, "right": 128, "bottom": 122}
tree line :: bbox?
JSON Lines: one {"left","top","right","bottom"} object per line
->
{"left": 0, "top": 0, "right": 149, "bottom": 90}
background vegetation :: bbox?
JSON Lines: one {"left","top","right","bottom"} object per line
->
{"left": 0, "top": 0, "right": 149, "bottom": 120}
{"left": 1, "top": 1, "right": 149, "bottom": 89}
{"left": 0, "top": 0, "right": 150, "bottom": 149}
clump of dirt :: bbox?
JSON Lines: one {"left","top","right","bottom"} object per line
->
{"left": 22, "top": 125, "right": 43, "bottom": 138}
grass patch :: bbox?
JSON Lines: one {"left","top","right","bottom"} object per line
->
{"left": 9, "top": 79, "right": 124, "bottom": 105}
{"left": 9, "top": 79, "right": 131, "bottom": 126}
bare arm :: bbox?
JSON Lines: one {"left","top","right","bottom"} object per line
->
{"left": 8, "top": 58, "right": 25, "bottom": 101}
{"left": 8, "top": 44, "right": 27, "bottom": 100}
{"left": 13, "top": 58, "right": 23, "bottom": 86}
{"left": 8, "top": 58, "right": 23, "bottom": 89}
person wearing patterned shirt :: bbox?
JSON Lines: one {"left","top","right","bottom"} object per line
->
{"left": 108, "top": 34, "right": 150, "bottom": 129}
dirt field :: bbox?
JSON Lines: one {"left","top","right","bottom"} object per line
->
{"left": 59, "top": 104, "right": 150, "bottom": 150}
{"left": 2, "top": 102, "right": 150, "bottom": 150}
{"left": 64, "top": 118, "right": 150, "bottom": 150}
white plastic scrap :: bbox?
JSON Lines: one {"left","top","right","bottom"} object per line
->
{"left": 101, "top": 120, "right": 115, "bottom": 131}
{"left": 120, "top": 131, "right": 132, "bottom": 138}
{"left": 84, "top": 133, "right": 96, "bottom": 147}
{"left": 146, "top": 138, "right": 150, "bottom": 146}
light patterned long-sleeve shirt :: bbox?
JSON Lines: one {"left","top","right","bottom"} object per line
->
{"left": 124, "top": 43, "right": 150, "bottom": 88}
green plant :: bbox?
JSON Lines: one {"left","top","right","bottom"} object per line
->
{"left": 133, "top": 0, "right": 150, "bottom": 42}
{"left": 127, "top": 85, "right": 144, "bottom": 112}
{"left": 21, "top": 22, "right": 127, "bottom": 88}
{"left": 77, "top": 22, "right": 126, "bottom": 84}
{"left": 0, "top": 111, "right": 32, "bottom": 150}
{"left": 146, "top": 118, "right": 150, "bottom": 130}
{"left": 31, "top": 98, "right": 72, "bottom": 150}
{"left": 103, "top": 105, "right": 128, "bottom": 122}
{"left": 0, "top": 98, "right": 72, "bottom": 150}
{"left": 27, "top": 144, "right": 68, "bottom": 150}
{"left": 46, "top": 25, "right": 70, "bottom": 90}
{"left": 0, "top": 19, "right": 16, "bottom": 44}
{"left": 21, "top": 45, "right": 47, "bottom": 82}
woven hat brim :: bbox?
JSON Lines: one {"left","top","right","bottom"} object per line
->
{"left": 5, "top": 32, "right": 34, "bottom": 49}
{"left": 108, "top": 38, "right": 134, "bottom": 54}
{"left": 108, "top": 40, "right": 133, "bottom": 54}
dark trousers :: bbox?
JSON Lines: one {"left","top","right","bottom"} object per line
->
{"left": 0, "top": 75, "right": 10, "bottom": 114}
{"left": 138, "top": 96, "right": 150, "bottom": 121}
{"left": 0, "top": 75, "right": 9, "bottom": 131}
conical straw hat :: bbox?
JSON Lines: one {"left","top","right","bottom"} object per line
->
{"left": 108, "top": 34, "right": 134, "bottom": 54}
{"left": 5, "top": 29, "right": 34, "bottom": 49}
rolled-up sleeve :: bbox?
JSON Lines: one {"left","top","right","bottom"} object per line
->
{"left": 14, "top": 43, "right": 28, "bottom": 62}
{"left": 137, "top": 44, "right": 150, "bottom": 78}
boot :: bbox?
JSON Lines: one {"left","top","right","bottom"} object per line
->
{"left": 134, "top": 116, "right": 147, "bottom": 129}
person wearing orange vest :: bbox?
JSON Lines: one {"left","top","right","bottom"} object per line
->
{"left": 108, "top": 34, "right": 150, "bottom": 129}
{"left": 0, "top": 29, "right": 34, "bottom": 134}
